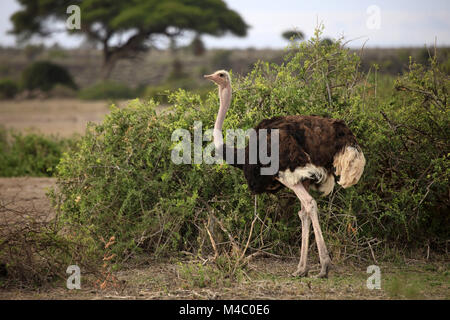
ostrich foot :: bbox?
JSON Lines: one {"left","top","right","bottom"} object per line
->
{"left": 292, "top": 268, "right": 309, "bottom": 277}
{"left": 314, "top": 259, "right": 331, "bottom": 279}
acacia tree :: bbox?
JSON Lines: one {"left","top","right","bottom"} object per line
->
{"left": 281, "top": 30, "right": 305, "bottom": 43}
{"left": 10, "top": 0, "right": 249, "bottom": 78}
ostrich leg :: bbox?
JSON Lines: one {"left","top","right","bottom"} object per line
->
{"left": 309, "top": 200, "right": 331, "bottom": 278}
{"left": 292, "top": 207, "right": 311, "bottom": 277}
{"left": 291, "top": 182, "right": 331, "bottom": 278}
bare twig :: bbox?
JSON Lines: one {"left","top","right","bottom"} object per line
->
{"left": 204, "top": 219, "right": 219, "bottom": 260}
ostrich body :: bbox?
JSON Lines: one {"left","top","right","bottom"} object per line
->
{"left": 204, "top": 70, "right": 366, "bottom": 278}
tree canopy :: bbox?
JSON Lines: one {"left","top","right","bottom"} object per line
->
{"left": 281, "top": 30, "right": 305, "bottom": 42}
{"left": 11, "top": 0, "right": 249, "bottom": 78}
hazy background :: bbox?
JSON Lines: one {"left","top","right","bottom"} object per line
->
{"left": 1, "top": 0, "right": 450, "bottom": 49}
{"left": 0, "top": 0, "right": 449, "bottom": 138}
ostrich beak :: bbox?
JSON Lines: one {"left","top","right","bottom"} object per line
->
{"left": 204, "top": 74, "right": 215, "bottom": 81}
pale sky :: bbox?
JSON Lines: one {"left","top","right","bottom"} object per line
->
{"left": 0, "top": 0, "right": 449, "bottom": 49}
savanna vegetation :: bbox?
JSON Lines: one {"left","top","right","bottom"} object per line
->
{"left": 10, "top": 0, "right": 249, "bottom": 78}
{"left": 0, "top": 127, "right": 76, "bottom": 177}
{"left": 1, "top": 26, "right": 448, "bottom": 295}
{"left": 21, "top": 61, "right": 77, "bottom": 92}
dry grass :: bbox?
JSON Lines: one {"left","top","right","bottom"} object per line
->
{"left": 0, "top": 257, "right": 448, "bottom": 300}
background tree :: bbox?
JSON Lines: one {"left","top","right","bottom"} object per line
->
{"left": 10, "top": 0, "right": 249, "bottom": 79}
{"left": 320, "top": 38, "right": 334, "bottom": 46}
{"left": 190, "top": 34, "right": 206, "bottom": 56}
{"left": 21, "top": 61, "right": 77, "bottom": 92}
{"left": 282, "top": 29, "right": 305, "bottom": 43}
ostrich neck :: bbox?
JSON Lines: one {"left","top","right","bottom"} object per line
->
{"left": 213, "top": 85, "right": 231, "bottom": 149}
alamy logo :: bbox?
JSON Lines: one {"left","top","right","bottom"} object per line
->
{"left": 366, "top": 5, "right": 381, "bottom": 30}
{"left": 66, "top": 5, "right": 81, "bottom": 30}
{"left": 66, "top": 265, "right": 81, "bottom": 289}
{"left": 366, "top": 265, "right": 381, "bottom": 289}
{"left": 171, "top": 121, "right": 280, "bottom": 175}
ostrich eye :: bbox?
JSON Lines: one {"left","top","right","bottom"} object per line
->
{"left": 219, "top": 73, "right": 224, "bottom": 77}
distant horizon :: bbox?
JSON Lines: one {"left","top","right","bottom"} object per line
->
{"left": 0, "top": 0, "right": 449, "bottom": 49}
{"left": 2, "top": 43, "right": 449, "bottom": 51}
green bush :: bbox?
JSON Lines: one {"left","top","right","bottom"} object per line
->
{"left": 386, "top": 58, "right": 449, "bottom": 242}
{"left": 78, "top": 81, "right": 137, "bottom": 100}
{"left": 21, "top": 61, "right": 77, "bottom": 92}
{"left": 0, "top": 79, "right": 19, "bottom": 99}
{"left": 51, "top": 27, "right": 449, "bottom": 264}
{"left": 143, "top": 76, "right": 210, "bottom": 104}
{"left": 0, "top": 127, "right": 76, "bottom": 177}
{"left": 143, "top": 85, "right": 172, "bottom": 104}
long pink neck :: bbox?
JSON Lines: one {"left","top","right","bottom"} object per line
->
{"left": 213, "top": 85, "right": 231, "bottom": 149}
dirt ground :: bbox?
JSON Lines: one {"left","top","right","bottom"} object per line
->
{"left": 0, "top": 177, "right": 448, "bottom": 300}
{"left": 0, "top": 99, "right": 129, "bottom": 137}
{"left": 0, "top": 177, "right": 55, "bottom": 213}
{"left": 0, "top": 177, "right": 56, "bottom": 232}
{"left": 0, "top": 254, "right": 448, "bottom": 300}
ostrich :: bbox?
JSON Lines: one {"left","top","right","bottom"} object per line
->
{"left": 204, "top": 70, "right": 366, "bottom": 278}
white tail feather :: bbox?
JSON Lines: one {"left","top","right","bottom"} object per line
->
{"left": 333, "top": 146, "right": 366, "bottom": 188}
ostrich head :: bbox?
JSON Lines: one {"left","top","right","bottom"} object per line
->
{"left": 204, "top": 70, "right": 231, "bottom": 88}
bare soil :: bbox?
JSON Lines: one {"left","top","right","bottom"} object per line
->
{"left": 0, "top": 177, "right": 55, "bottom": 213}
{"left": 0, "top": 177, "right": 56, "bottom": 231}
{"left": 0, "top": 99, "right": 126, "bottom": 137}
